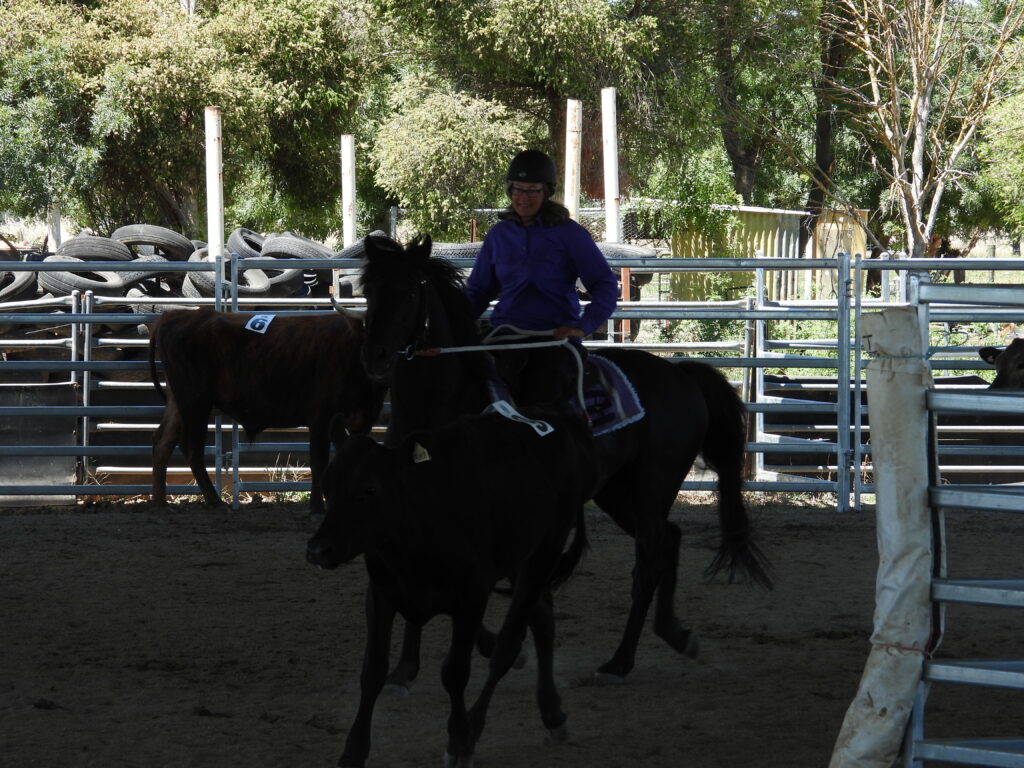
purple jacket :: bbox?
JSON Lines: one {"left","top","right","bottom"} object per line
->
{"left": 465, "top": 216, "right": 618, "bottom": 336}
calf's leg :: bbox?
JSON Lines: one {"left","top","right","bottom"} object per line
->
{"left": 179, "top": 408, "right": 223, "bottom": 508}
{"left": 151, "top": 405, "right": 182, "bottom": 507}
{"left": 442, "top": 602, "right": 487, "bottom": 768}
{"left": 468, "top": 559, "right": 568, "bottom": 751}
{"left": 339, "top": 587, "right": 396, "bottom": 768}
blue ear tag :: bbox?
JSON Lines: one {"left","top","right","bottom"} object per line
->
{"left": 244, "top": 314, "right": 275, "bottom": 334}
{"left": 486, "top": 399, "right": 554, "bottom": 437}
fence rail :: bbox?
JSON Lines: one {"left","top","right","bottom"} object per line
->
{"left": 2, "top": 252, "right": 1023, "bottom": 511}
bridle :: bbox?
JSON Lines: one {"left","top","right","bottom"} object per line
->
{"left": 396, "top": 276, "right": 431, "bottom": 360}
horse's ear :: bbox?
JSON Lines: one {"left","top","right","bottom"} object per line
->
{"left": 364, "top": 231, "right": 398, "bottom": 262}
{"left": 980, "top": 346, "right": 1000, "bottom": 365}
{"left": 409, "top": 234, "right": 432, "bottom": 262}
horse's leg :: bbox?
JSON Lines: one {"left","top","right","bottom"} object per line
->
{"left": 442, "top": 603, "right": 487, "bottom": 768}
{"left": 652, "top": 520, "right": 699, "bottom": 657}
{"left": 592, "top": 479, "right": 692, "bottom": 681}
{"left": 338, "top": 587, "right": 395, "bottom": 768}
{"left": 385, "top": 621, "right": 422, "bottom": 694}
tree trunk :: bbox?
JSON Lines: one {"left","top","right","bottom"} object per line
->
{"left": 801, "top": 16, "right": 847, "bottom": 255}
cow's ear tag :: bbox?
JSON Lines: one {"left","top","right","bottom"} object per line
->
{"left": 412, "top": 443, "right": 431, "bottom": 463}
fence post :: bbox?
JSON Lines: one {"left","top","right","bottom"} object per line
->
{"left": 830, "top": 306, "right": 934, "bottom": 767}
{"left": 836, "top": 252, "right": 852, "bottom": 513}
{"left": 204, "top": 106, "right": 225, "bottom": 262}
{"left": 564, "top": 99, "right": 583, "bottom": 221}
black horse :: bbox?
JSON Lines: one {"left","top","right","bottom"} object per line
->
{"left": 351, "top": 234, "right": 773, "bottom": 685}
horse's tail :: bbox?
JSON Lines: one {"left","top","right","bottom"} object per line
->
{"left": 148, "top": 320, "right": 166, "bottom": 402}
{"left": 678, "top": 361, "right": 774, "bottom": 590}
{"left": 549, "top": 505, "right": 589, "bottom": 592}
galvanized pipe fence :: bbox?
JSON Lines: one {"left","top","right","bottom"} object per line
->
{"left": 2, "top": 253, "right": 1023, "bottom": 511}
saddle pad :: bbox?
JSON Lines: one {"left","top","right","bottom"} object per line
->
{"left": 584, "top": 355, "right": 645, "bottom": 436}
{"left": 484, "top": 355, "right": 645, "bottom": 437}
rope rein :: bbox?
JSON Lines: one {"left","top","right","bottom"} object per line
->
{"left": 414, "top": 325, "right": 588, "bottom": 414}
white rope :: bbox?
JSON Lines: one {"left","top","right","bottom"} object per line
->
{"left": 430, "top": 325, "right": 588, "bottom": 413}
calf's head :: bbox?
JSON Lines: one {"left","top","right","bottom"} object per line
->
{"left": 980, "top": 338, "right": 1024, "bottom": 389}
{"left": 306, "top": 431, "right": 391, "bottom": 569}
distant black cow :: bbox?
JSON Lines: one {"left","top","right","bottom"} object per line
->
{"left": 148, "top": 308, "right": 385, "bottom": 513}
{"left": 306, "top": 407, "right": 597, "bottom": 768}
{"left": 980, "top": 339, "right": 1024, "bottom": 388}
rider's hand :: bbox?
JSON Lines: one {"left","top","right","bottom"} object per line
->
{"left": 552, "top": 326, "right": 584, "bottom": 340}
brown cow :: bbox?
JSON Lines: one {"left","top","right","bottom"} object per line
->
{"left": 980, "top": 339, "right": 1024, "bottom": 388}
{"left": 148, "top": 308, "right": 385, "bottom": 512}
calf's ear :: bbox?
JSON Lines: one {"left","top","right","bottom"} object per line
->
{"left": 328, "top": 413, "right": 351, "bottom": 448}
{"left": 979, "top": 347, "right": 1001, "bottom": 365}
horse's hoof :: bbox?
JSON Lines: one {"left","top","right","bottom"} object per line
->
{"left": 592, "top": 670, "right": 627, "bottom": 686}
{"left": 684, "top": 631, "right": 700, "bottom": 659}
{"left": 383, "top": 682, "right": 411, "bottom": 697}
{"left": 545, "top": 722, "right": 569, "bottom": 745}
{"left": 443, "top": 752, "right": 474, "bottom": 768}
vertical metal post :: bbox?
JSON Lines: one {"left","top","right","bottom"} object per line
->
{"left": 836, "top": 252, "right": 852, "bottom": 513}
{"left": 81, "top": 292, "right": 95, "bottom": 482}
{"left": 853, "top": 254, "right": 865, "bottom": 511}
{"left": 70, "top": 290, "right": 80, "bottom": 388}
{"left": 754, "top": 266, "right": 766, "bottom": 479}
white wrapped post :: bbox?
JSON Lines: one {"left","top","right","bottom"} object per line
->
{"left": 340, "top": 134, "right": 356, "bottom": 248}
{"left": 564, "top": 99, "right": 583, "bottom": 221}
{"left": 204, "top": 106, "right": 225, "bottom": 262}
{"left": 601, "top": 87, "right": 620, "bottom": 243}
{"left": 829, "top": 306, "right": 936, "bottom": 767}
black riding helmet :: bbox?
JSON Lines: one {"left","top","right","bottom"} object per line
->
{"left": 505, "top": 150, "right": 557, "bottom": 197}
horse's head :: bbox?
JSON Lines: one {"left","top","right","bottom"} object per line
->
{"left": 357, "top": 234, "right": 477, "bottom": 382}
{"left": 354, "top": 234, "right": 434, "bottom": 380}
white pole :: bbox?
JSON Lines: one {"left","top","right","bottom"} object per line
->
{"left": 829, "top": 306, "right": 934, "bottom": 767}
{"left": 601, "top": 87, "right": 621, "bottom": 243}
{"left": 204, "top": 106, "right": 225, "bottom": 261}
{"left": 340, "top": 134, "right": 356, "bottom": 248}
{"left": 564, "top": 99, "right": 583, "bottom": 221}
{"left": 47, "top": 203, "right": 62, "bottom": 250}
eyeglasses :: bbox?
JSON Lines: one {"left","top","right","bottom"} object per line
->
{"left": 510, "top": 185, "right": 545, "bottom": 198}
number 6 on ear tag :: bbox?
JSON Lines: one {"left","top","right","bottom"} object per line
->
{"left": 244, "top": 314, "right": 275, "bottom": 334}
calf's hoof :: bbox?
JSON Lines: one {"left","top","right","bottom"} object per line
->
{"left": 443, "top": 751, "right": 474, "bottom": 768}
{"left": 545, "top": 721, "right": 569, "bottom": 745}
{"left": 593, "top": 670, "right": 627, "bottom": 686}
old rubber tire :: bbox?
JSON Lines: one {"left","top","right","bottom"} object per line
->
{"left": 110, "top": 224, "right": 194, "bottom": 261}
{"left": 227, "top": 228, "right": 264, "bottom": 260}
{"left": 260, "top": 233, "right": 334, "bottom": 260}
{"left": 38, "top": 255, "right": 126, "bottom": 296}
{"left": 181, "top": 249, "right": 271, "bottom": 297}
{"left": 431, "top": 241, "right": 483, "bottom": 260}
{"left": 56, "top": 235, "right": 134, "bottom": 262}
{"left": 0, "top": 269, "right": 37, "bottom": 301}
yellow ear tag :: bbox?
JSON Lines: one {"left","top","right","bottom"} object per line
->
{"left": 412, "top": 443, "right": 431, "bottom": 463}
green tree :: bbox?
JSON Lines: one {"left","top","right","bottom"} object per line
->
{"left": 371, "top": 72, "right": 542, "bottom": 240}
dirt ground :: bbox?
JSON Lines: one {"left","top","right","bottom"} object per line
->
{"left": 2, "top": 493, "right": 1022, "bottom": 768}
